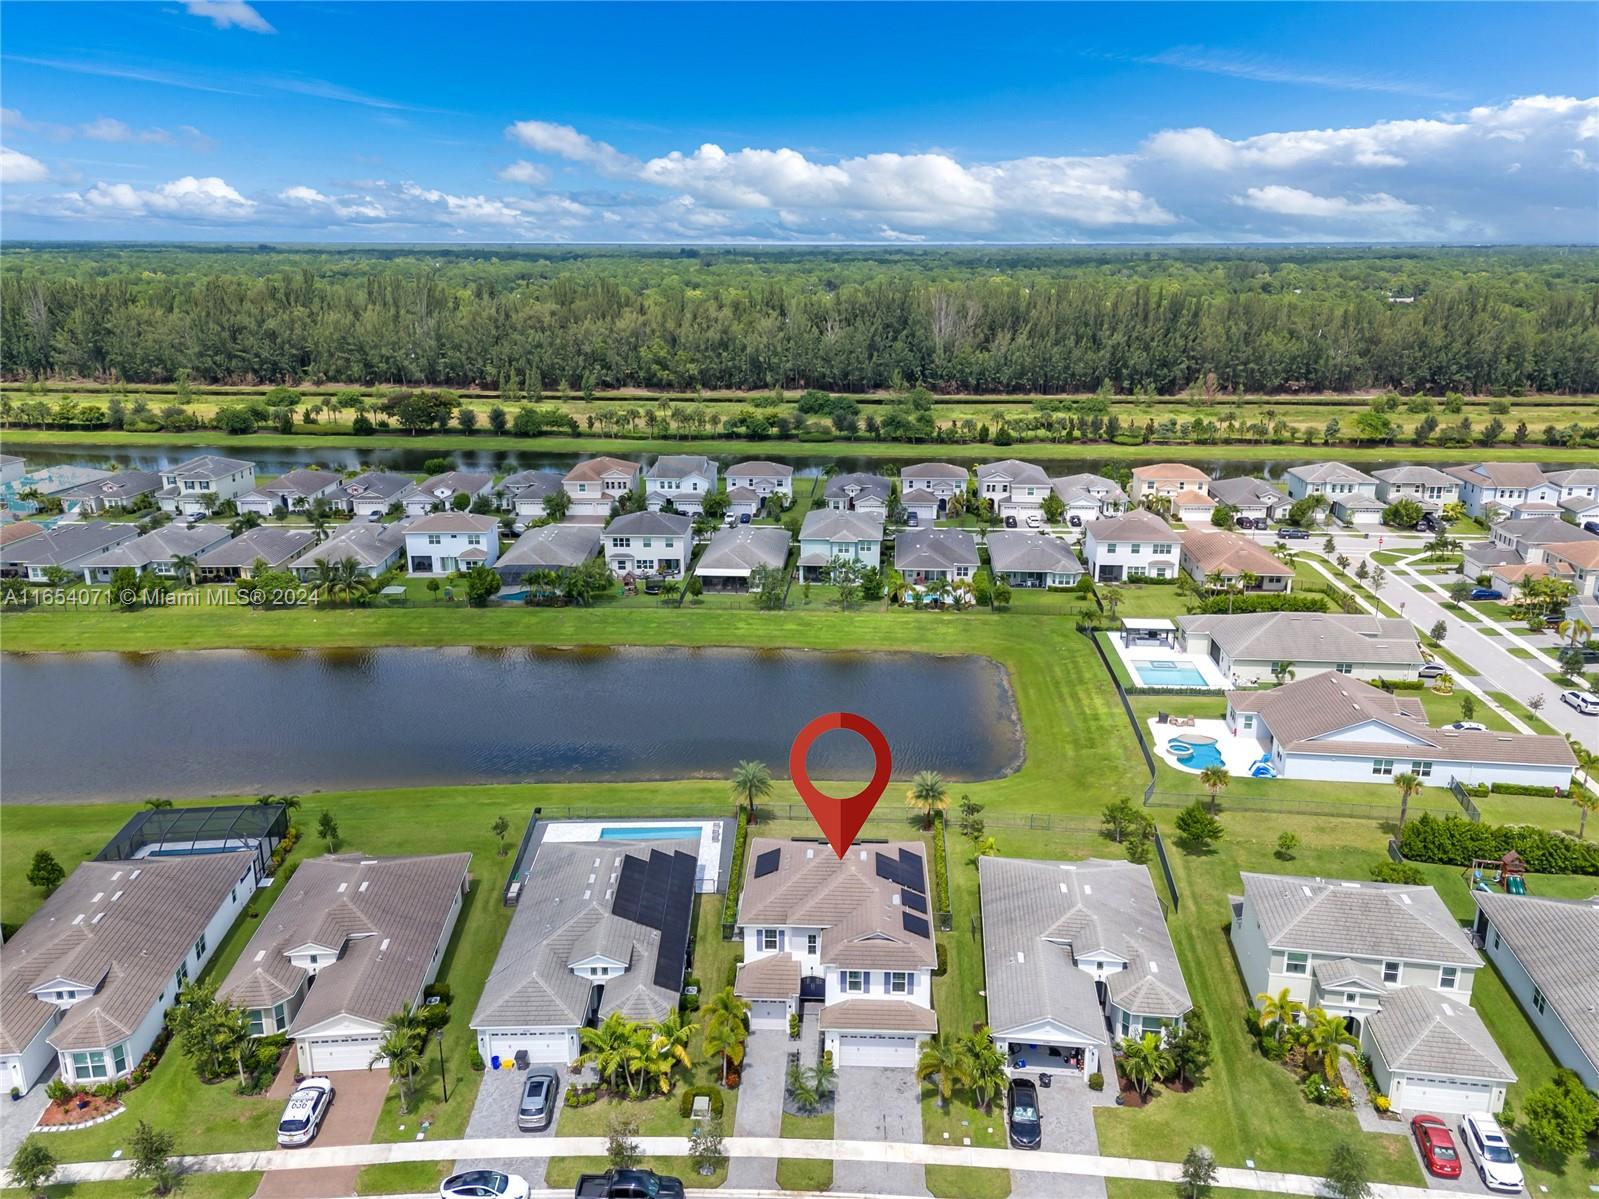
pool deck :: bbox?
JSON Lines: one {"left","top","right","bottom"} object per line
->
{"left": 1111, "top": 638, "right": 1230, "bottom": 690}
{"left": 538, "top": 817, "right": 730, "bottom": 892}
{"left": 1148, "top": 717, "right": 1270, "bottom": 776}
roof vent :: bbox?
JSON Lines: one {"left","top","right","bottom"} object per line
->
{"left": 805, "top": 848, "right": 815, "bottom": 859}
{"left": 1149, "top": 960, "right": 1160, "bottom": 974}
{"left": 1400, "top": 894, "right": 1413, "bottom": 905}
{"left": 110, "top": 891, "right": 122, "bottom": 903}
{"left": 91, "top": 913, "right": 106, "bottom": 925}
{"left": 358, "top": 881, "right": 370, "bottom": 893}
{"left": 337, "top": 882, "right": 348, "bottom": 893}
{"left": 892, "top": 894, "right": 902, "bottom": 905}
{"left": 110, "top": 871, "right": 123, "bottom": 881}
{"left": 379, "top": 938, "right": 390, "bottom": 952}
{"left": 1441, "top": 1002, "right": 1455, "bottom": 1017}
{"left": 253, "top": 950, "right": 267, "bottom": 963}
{"left": 1017, "top": 951, "right": 1026, "bottom": 964}
{"left": 1300, "top": 885, "right": 1313, "bottom": 897}
{"left": 72, "top": 914, "right": 84, "bottom": 925}
{"left": 1083, "top": 884, "right": 1093, "bottom": 895}
{"left": 1060, "top": 883, "right": 1069, "bottom": 893}
{"left": 92, "top": 893, "right": 104, "bottom": 903}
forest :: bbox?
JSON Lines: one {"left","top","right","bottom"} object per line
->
{"left": 2, "top": 244, "right": 1597, "bottom": 396}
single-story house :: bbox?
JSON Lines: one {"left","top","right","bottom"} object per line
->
{"left": 602, "top": 510, "right": 693, "bottom": 578}
{"left": 644, "top": 455, "right": 717, "bottom": 515}
{"left": 1472, "top": 892, "right": 1599, "bottom": 1091}
{"left": 1226, "top": 672, "right": 1577, "bottom": 789}
{"left": 500, "top": 470, "right": 566, "bottom": 515}
{"left": 725, "top": 461, "right": 794, "bottom": 500}
{"left": 1130, "top": 463, "right": 1209, "bottom": 503}
{"left": 985, "top": 531, "right": 1083, "bottom": 588}
{"left": 195, "top": 526, "right": 316, "bottom": 581}
{"left": 735, "top": 839, "right": 937, "bottom": 1066}
{"left": 0, "top": 521, "right": 140, "bottom": 581}
{"left": 288, "top": 521, "right": 411, "bottom": 579}
{"left": 694, "top": 525, "right": 790, "bottom": 591}
{"left": 563, "top": 457, "right": 641, "bottom": 517}
{"left": 334, "top": 472, "right": 420, "bottom": 518}
{"left": 0, "top": 853, "right": 258, "bottom": 1092}
{"left": 1177, "top": 612, "right": 1424, "bottom": 685}
{"left": 894, "top": 527, "right": 979, "bottom": 586}
{"left": 156, "top": 455, "right": 257, "bottom": 517}
{"left": 1050, "top": 473, "right": 1129, "bottom": 522}
{"left": 496, "top": 523, "right": 603, "bottom": 584}
{"left": 977, "top": 459, "right": 1052, "bottom": 519}
{"left": 797, "top": 509, "right": 884, "bottom": 581}
{"left": 825, "top": 472, "right": 891, "bottom": 516}
{"left": 403, "top": 471, "right": 495, "bottom": 517}
{"left": 1206, "top": 476, "right": 1289, "bottom": 523}
{"left": 403, "top": 512, "right": 500, "bottom": 575}
{"left": 1365, "top": 984, "right": 1515, "bottom": 1116}
{"left": 1373, "top": 466, "right": 1462, "bottom": 511}
{"left": 57, "top": 471, "right": 164, "bottom": 515}
{"left": 901, "top": 463, "right": 969, "bottom": 512}
{"left": 218, "top": 853, "right": 469, "bottom": 1074}
{"left": 236, "top": 469, "right": 341, "bottom": 516}
{"left": 80, "top": 523, "right": 232, "bottom": 584}
{"left": 1082, "top": 510, "right": 1180, "bottom": 582}
{"left": 0, "top": 521, "right": 44, "bottom": 549}
{"left": 1179, "top": 529, "right": 1293, "bottom": 592}
{"left": 471, "top": 831, "right": 697, "bottom": 1066}
{"left": 981, "top": 857, "right": 1191, "bottom": 1078}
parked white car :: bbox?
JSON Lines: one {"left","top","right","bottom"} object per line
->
{"left": 439, "top": 1171, "right": 530, "bottom": 1199}
{"left": 1445, "top": 721, "right": 1488, "bottom": 732}
{"left": 1458, "top": 1113, "right": 1523, "bottom": 1193}
{"left": 276, "top": 1076, "right": 334, "bottom": 1147}
{"left": 1559, "top": 689, "right": 1599, "bottom": 716}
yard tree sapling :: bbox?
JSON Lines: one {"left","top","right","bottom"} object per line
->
{"left": 318, "top": 810, "right": 340, "bottom": 851}
{"left": 1173, "top": 801, "right": 1223, "bottom": 851}
{"left": 1179, "top": 1146, "right": 1217, "bottom": 1199}
{"left": 27, "top": 850, "right": 65, "bottom": 895}
{"left": 1322, "top": 1141, "right": 1372, "bottom": 1199}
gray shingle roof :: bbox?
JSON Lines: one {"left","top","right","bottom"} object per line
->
{"left": 337, "top": 472, "right": 419, "bottom": 503}
{"left": 499, "top": 470, "right": 564, "bottom": 497}
{"left": 823, "top": 473, "right": 891, "bottom": 502}
{"left": 894, "top": 527, "right": 978, "bottom": 571}
{"left": 56, "top": 471, "right": 164, "bottom": 503}
{"left": 1085, "top": 509, "right": 1176, "bottom": 542}
{"left": 1286, "top": 462, "right": 1379, "bottom": 486}
{"left": 1178, "top": 612, "right": 1422, "bottom": 668}
{"left": 251, "top": 469, "right": 339, "bottom": 498}
{"left": 1051, "top": 473, "right": 1128, "bottom": 505}
{"left": 799, "top": 509, "right": 883, "bottom": 544}
{"left": 1206, "top": 476, "right": 1288, "bottom": 507}
{"left": 499, "top": 523, "right": 602, "bottom": 570}
{"left": 164, "top": 455, "right": 254, "bottom": 481}
{"left": 985, "top": 531, "right": 1082, "bottom": 575}
{"left": 902, "top": 463, "right": 969, "bottom": 482}
{"left": 404, "top": 512, "right": 499, "bottom": 535}
{"left": 1367, "top": 985, "right": 1515, "bottom": 1082}
{"left": 1446, "top": 462, "right": 1550, "bottom": 489}
{"left": 727, "top": 461, "right": 793, "bottom": 479}
{"left": 0, "top": 521, "right": 138, "bottom": 568}
{"left": 0, "top": 853, "right": 257, "bottom": 1055}
{"left": 696, "top": 525, "right": 790, "bottom": 574}
{"left": 605, "top": 510, "right": 694, "bottom": 539}
{"left": 1372, "top": 466, "right": 1459, "bottom": 486}
{"left": 1240, "top": 872, "right": 1479, "bottom": 965}
{"left": 564, "top": 457, "right": 640, "bottom": 484}
{"left": 95, "top": 524, "right": 231, "bottom": 570}
{"left": 1473, "top": 892, "right": 1599, "bottom": 1074}
{"left": 195, "top": 526, "right": 316, "bottom": 569}
{"left": 977, "top": 459, "right": 1051, "bottom": 487}
{"left": 646, "top": 455, "right": 715, "bottom": 481}
{"left": 1547, "top": 468, "right": 1599, "bottom": 488}
{"left": 414, "top": 471, "right": 494, "bottom": 498}
{"left": 288, "top": 522, "right": 410, "bottom": 571}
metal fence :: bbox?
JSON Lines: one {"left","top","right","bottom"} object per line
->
{"left": 1152, "top": 828, "right": 1181, "bottom": 913}
{"left": 1449, "top": 777, "right": 1483, "bottom": 823}
{"left": 502, "top": 807, "right": 543, "bottom": 906}
{"left": 1143, "top": 789, "right": 1454, "bottom": 825}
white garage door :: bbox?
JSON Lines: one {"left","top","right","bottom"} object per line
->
{"left": 1400, "top": 1077, "right": 1493, "bottom": 1115}
{"left": 484, "top": 1031, "right": 572, "bottom": 1065}
{"left": 837, "top": 1034, "right": 918, "bottom": 1068}
{"left": 305, "top": 1035, "right": 382, "bottom": 1073}
{"left": 748, "top": 1000, "right": 789, "bottom": 1031}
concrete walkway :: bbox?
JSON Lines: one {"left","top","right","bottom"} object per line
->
{"left": 1337, "top": 1059, "right": 1404, "bottom": 1138}
{"left": 4, "top": 1134, "right": 1504, "bottom": 1199}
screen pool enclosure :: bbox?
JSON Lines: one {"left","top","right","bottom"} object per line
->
{"left": 95, "top": 802, "right": 288, "bottom": 875}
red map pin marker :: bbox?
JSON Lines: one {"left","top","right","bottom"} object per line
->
{"left": 789, "top": 711, "right": 893, "bottom": 859}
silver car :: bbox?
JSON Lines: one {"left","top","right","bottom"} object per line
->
{"left": 517, "top": 1066, "right": 559, "bottom": 1132}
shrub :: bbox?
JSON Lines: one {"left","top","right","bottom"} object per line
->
{"left": 565, "top": 1083, "right": 599, "bottom": 1107}
{"left": 931, "top": 814, "right": 950, "bottom": 915}
{"left": 1372, "top": 1094, "right": 1391, "bottom": 1114}
{"left": 1194, "top": 592, "right": 1329, "bottom": 615}
{"left": 469, "top": 1046, "right": 485, "bottom": 1071}
{"left": 1400, "top": 812, "right": 1599, "bottom": 876}
{"left": 1369, "top": 860, "right": 1426, "bottom": 885}
{"left": 788, "top": 1012, "right": 801, "bottom": 1040}
{"left": 1087, "top": 1072, "right": 1104, "bottom": 1091}
{"left": 934, "top": 941, "right": 948, "bottom": 977}
{"left": 677, "top": 1085, "right": 726, "bottom": 1119}
{"left": 721, "top": 806, "right": 751, "bottom": 932}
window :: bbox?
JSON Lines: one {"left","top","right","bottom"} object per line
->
{"left": 175, "top": 963, "right": 189, "bottom": 988}
{"left": 1106, "top": 543, "right": 1118, "bottom": 553}
{"left": 1382, "top": 961, "right": 1401, "bottom": 984}
{"left": 613, "top": 537, "right": 631, "bottom": 548}
{"left": 842, "top": 971, "right": 865, "bottom": 993}
{"left": 308, "top": 955, "right": 319, "bottom": 966}
{"left": 1372, "top": 759, "right": 1395, "bottom": 777}
{"left": 642, "top": 537, "right": 652, "bottom": 548}
{"left": 1531, "top": 987, "right": 1546, "bottom": 1014}
{"left": 1154, "top": 543, "right": 1174, "bottom": 555}
{"left": 194, "top": 932, "right": 207, "bottom": 959}
{"left": 759, "top": 929, "right": 779, "bottom": 952}
{"left": 249, "top": 1009, "right": 266, "bottom": 1036}
{"left": 467, "top": 535, "right": 482, "bottom": 546}
{"left": 1439, "top": 966, "right": 1458, "bottom": 990}
{"left": 806, "top": 933, "right": 818, "bottom": 956}
{"left": 1410, "top": 761, "right": 1433, "bottom": 778}
{"left": 71, "top": 1051, "right": 109, "bottom": 1080}
{"left": 887, "top": 972, "right": 911, "bottom": 994}
{"left": 427, "top": 534, "right": 441, "bottom": 546}
{"left": 1131, "top": 543, "right": 1142, "bottom": 554}
{"left": 272, "top": 1003, "right": 287, "bottom": 1028}
{"left": 1336, "top": 663, "right": 1353, "bottom": 674}
{"left": 1285, "top": 951, "right": 1308, "bottom": 975}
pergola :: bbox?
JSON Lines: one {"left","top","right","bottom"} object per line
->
{"left": 1120, "top": 616, "right": 1176, "bottom": 648}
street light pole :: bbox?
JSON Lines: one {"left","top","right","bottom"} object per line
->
{"left": 437, "top": 1031, "right": 448, "bottom": 1103}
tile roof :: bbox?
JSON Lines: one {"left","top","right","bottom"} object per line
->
{"left": 1543, "top": 540, "right": 1599, "bottom": 569}
{"left": 726, "top": 461, "right": 794, "bottom": 478}
{"left": 799, "top": 509, "right": 883, "bottom": 543}
{"left": 194, "top": 526, "right": 315, "bottom": 569}
{"left": 219, "top": 853, "right": 469, "bottom": 1031}
{"left": 1085, "top": 509, "right": 1176, "bottom": 542}
{"left": 604, "top": 510, "right": 693, "bottom": 538}
{"left": 734, "top": 952, "right": 800, "bottom": 1001}
{"left": 499, "top": 470, "right": 565, "bottom": 497}
{"left": 1287, "top": 462, "right": 1379, "bottom": 486}
{"left": 1546, "top": 468, "right": 1599, "bottom": 488}
{"left": 818, "top": 998, "right": 937, "bottom": 1033}
{"left": 894, "top": 527, "right": 979, "bottom": 571}
{"left": 1446, "top": 463, "right": 1550, "bottom": 489}
{"left": 646, "top": 455, "right": 715, "bottom": 480}
{"left": 337, "top": 472, "right": 420, "bottom": 503}
{"left": 696, "top": 525, "right": 790, "bottom": 574}
{"left": 163, "top": 455, "right": 254, "bottom": 481}
{"left": 0, "top": 521, "right": 137, "bottom": 568}
{"left": 414, "top": 471, "right": 494, "bottom": 496}
{"left": 1473, "top": 892, "right": 1599, "bottom": 1075}
{"left": 823, "top": 473, "right": 891, "bottom": 502}
{"left": 95, "top": 524, "right": 232, "bottom": 570}
{"left": 564, "top": 457, "right": 640, "bottom": 484}
{"left": 985, "top": 531, "right": 1082, "bottom": 575}
{"left": 0, "top": 853, "right": 256, "bottom": 1055}
{"left": 1179, "top": 529, "right": 1292, "bottom": 578}
{"left": 288, "top": 522, "right": 411, "bottom": 571}
{"left": 499, "top": 523, "right": 602, "bottom": 570}
{"left": 1239, "top": 872, "right": 1480, "bottom": 964}
{"left": 56, "top": 471, "right": 163, "bottom": 502}
{"left": 404, "top": 512, "right": 499, "bottom": 535}
{"left": 1178, "top": 612, "right": 1422, "bottom": 667}
{"left": 252, "top": 469, "right": 339, "bottom": 497}
{"left": 977, "top": 459, "right": 1051, "bottom": 487}
{"left": 0, "top": 522, "right": 44, "bottom": 547}
{"left": 902, "top": 462, "right": 970, "bottom": 481}
{"left": 1372, "top": 466, "right": 1459, "bottom": 486}
{"left": 1131, "top": 463, "right": 1208, "bottom": 482}
{"left": 1367, "top": 986, "right": 1515, "bottom": 1082}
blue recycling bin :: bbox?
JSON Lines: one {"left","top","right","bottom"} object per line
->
{"left": 491, "top": 1054, "right": 502, "bottom": 1070}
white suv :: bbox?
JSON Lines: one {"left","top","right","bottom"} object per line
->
{"left": 1559, "top": 689, "right": 1598, "bottom": 716}
{"left": 1459, "top": 1113, "right": 1523, "bottom": 1192}
{"left": 277, "top": 1076, "right": 335, "bottom": 1147}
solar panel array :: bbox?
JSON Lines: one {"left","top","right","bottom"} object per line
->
{"left": 753, "top": 848, "right": 781, "bottom": 879}
{"left": 900, "top": 887, "right": 927, "bottom": 914}
{"left": 902, "top": 912, "right": 930, "bottom": 939}
{"left": 877, "top": 849, "right": 928, "bottom": 895}
{"left": 610, "top": 848, "right": 700, "bottom": 991}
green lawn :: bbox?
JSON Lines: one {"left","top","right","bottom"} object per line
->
{"left": 353, "top": 1161, "right": 449, "bottom": 1194}
{"left": 0, "top": 1178, "right": 262, "bottom": 1199}
{"left": 1485, "top": 691, "right": 1560, "bottom": 735}
{"left": 544, "top": 1156, "right": 725, "bottom": 1190}
{"left": 777, "top": 1111, "right": 835, "bottom": 1192}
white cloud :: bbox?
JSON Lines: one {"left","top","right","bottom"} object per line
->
{"left": 82, "top": 175, "right": 255, "bottom": 219}
{"left": 81, "top": 117, "right": 172, "bottom": 144}
{"left": 1136, "top": 47, "right": 1459, "bottom": 100}
{"left": 1235, "top": 186, "right": 1418, "bottom": 218}
{"left": 497, "top": 160, "right": 549, "bottom": 185}
{"left": 184, "top": 1, "right": 274, "bottom": 33}
{"left": 279, "top": 185, "right": 387, "bottom": 220}
{"left": 505, "top": 120, "right": 636, "bottom": 176}
{"left": 1, "top": 145, "right": 49, "bottom": 183}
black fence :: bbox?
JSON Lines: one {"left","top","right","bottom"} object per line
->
{"left": 1449, "top": 777, "right": 1483, "bottom": 823}
{"left": 95, "top": 802, "right": 288, "bottom": 876}
{"left": 1143, "top": 789, "right": 1453, "bottom": 825}
{"left": 502, "top": 807, "right": 543, "bottom": 906}
{"left": 1152, "top": 827, "right": 1181, "bottom": 913}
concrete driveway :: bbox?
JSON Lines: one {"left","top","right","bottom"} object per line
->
{"left": 834, "top": 1066, "right": 929, "bottom": 1197}
{"left": 1011, "top": 1078, "right": 1107, "bottom": 1199}
{"left": 726, "top": 1028, "right": 787, "bottom": 1190}
{"left": 453, "top": 1063, "right": 571, "bottom": 1190}
{"left": 252, "top": 1066, "right": 390, "bottom": 1199}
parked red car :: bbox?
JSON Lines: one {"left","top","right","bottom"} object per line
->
{"left": 1412, "top": 1113, "right": 1462, "bottom": 1179}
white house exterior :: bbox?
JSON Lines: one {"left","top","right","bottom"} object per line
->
{"left": 985, "top": 531, "right": 1083, "bottom": 588}
{"left": 725, "top": 486, "right": 761, "bottom": 520}
{"left": 1547, "top": 467, "right": 1599, "bottom": 506}
{"left": 797, "top": 509, "right": 883, "bottom": 581}
{"left": 0, "top": 853, "right": 258, "bottom": 1092}
{"left": 1365, "top": 985, "right": 1514, "bottom": 1116}
{"left": 218, "top": 853, "right": 469, "bottom": 1074}
{"left": 402, "top": 471, "right": 495, "bottom": 517}
{"left": 1050, "top": 473, "right": 1130, "bottom": 523}
{"left": 901, "top": 463, "right": 969, "bottom": 514}
{"left": 1177, "top": 613, "right": 1423, "bottom": 685}
{"left": 735, "top": 839, "right": 937, "bottom": 1067}
{"left": 824, "top": 473, "right": 891, "bottom": 516}
{"left": 57, "top": 471, "right": 164, "bottom": 516}
{"left": 403, "top": 512, "right": 500, "bottom": 575}
{"left": 1286, "top": 463, "right": 1381, "bottom": 524}
{"left": 1372, "top": 466, "right": 1462, "bottom": 512}
{"left": 0, "top": 454, "right": 24, "bottom": 486}
{"left": 471, "top": 831, "right": 697, "bottom": 1068}
{"left": 156, "top": 455, "right": 257, "bottom": 516}
{"left": 1225, "top": 672, "right": 1577, "bottom": 789}
{"left": 725, "top": 461, "right": 794, "bottom": 500}
{"left": 644, "top": 455, "right": 717, "bottom": 515}
{"left": 1444, "top": 463, "right": 1559, "bottom": 519}
{"left": 563, "top": 457, "right": 641, "bottom": 518}
{"left": 694, "top": 525, "right": 790, "bottom": 590}
{"left": 981, "top": 857, "right": 1191, "bottom": 1079}
{"left": 194, "top": 526, "right": 316, "bottom": 582}
{"left": 1540, "top": 540, "right": 1599, "bottom": 598}
{"left": 1488, "top": 517, "right": 1599, "bottom": 566}
{"left": 977, "top": 460, "right": 1051, "bottom": 520}
{"left": 1129, "top": 463, "right": 1209, "bottom": 503}
{"left": 1179, "top": 529, "right": 1294, "bottom": 592}
{"left": 334, "top": 472, "right": 420, "bottom": 518}
{"left": 1082, "top": 509, "right": 1179, "bottom": 582}
{"left": 894, "top": 527, "right": 978, "bottom": 586}
{"left": 236, "top": 469, "right": 341, "bottom": 516}
{"left": 288, "top": 521, "right": 411, "bottom": 580}
{"left": 1, "top": 521, "right": 140, "bottom": 582}
{"left": 1472, "top": 892, "right": 1599, "bottom": 1091}
{"left": 1171, "top": 490, "right": 1218, "bottom": 523}
{"left": 80, "top": 524, "right": 232, "bottom": 584}
{"left": 499, "top": 470, "right": 565, "bottom": 515}
{"left": 603, "top": 510, "right": 693, "bottom": 577}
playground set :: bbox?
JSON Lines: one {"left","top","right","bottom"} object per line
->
{"left": 1465, "top": 851, "right": 1530, "bottom": 895}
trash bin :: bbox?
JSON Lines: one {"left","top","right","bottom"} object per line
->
{"left": 491, "top": 1055, "right": 502, "bottom": 1070}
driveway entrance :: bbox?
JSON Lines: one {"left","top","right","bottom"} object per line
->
{"left": 252, "top": 1065, "right": 390, "bottom": 1199}
{"left": 834, "top": 1066, "right": 929, "bottom": 1196}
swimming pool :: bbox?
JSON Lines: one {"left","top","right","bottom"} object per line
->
{"left": 1168, "top": 737, "right": 1226, "bottom": 770}
{"left": 598, "top": 825, "right": 705, "bottom": 841}
{"left": 1133, "top": 660, "right": 1211, "bottom": 688}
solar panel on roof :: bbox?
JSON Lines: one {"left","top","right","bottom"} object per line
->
{"left": 651, "top": 850, "right": 699, "bottom": 991}
{"left": 753, "top": 848, "right": 780, "bottom": 879}
{"left": 875, "top": 852, "right": 904, "bottom": 886}
{"left": 899, "top": 848, "right": 926, "bottom": 893}
{"left": 902, "top": 912, "right": 930, "bottom": 939}
{"left": 611, "top": 856, "right": 647, "bottom": 922}
{"left": 901, "top": 887, "right": 927, "bottom": 913}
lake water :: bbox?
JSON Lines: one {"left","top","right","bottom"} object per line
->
{"left": 0, "top": 646, "right": 1022, "bottom": 803}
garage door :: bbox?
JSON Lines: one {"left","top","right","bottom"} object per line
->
{"left": 837, "top": 1034, "right": 918, "bottom": 1068}
{"left": 305, "top": 1035, "right": 382, "bottom": 1073}
{"left": 484, "top": 1031, "right": 572, "bottom": 1065}
{"left": 748, "top": 1000, "right": 788, "bottom": 1031}
{"left": 1400, "top": 1077, "right": 1493, "bottom": 1115}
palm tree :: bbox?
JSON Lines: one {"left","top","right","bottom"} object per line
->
{"left": 916, "top": 1034, "right": 968, "bottom": 1109}
{"left": 962, "top": 1031, "right": 1008, "bottom": 1113}
{"left": 1392, "top": 772, "right": 1423, "bottom": 834}
{"left": 1100, "top": 583, "right": 1125, "bottom": 620}
{"left": 308, "top": 500, "right": 333, "bottom": 543}
{"left": 527, "top": 568, "right": 559, "bottom": 607}
{"left": 650, "top": 1012, "right": 698, "bottom": 1076}
{"left": 1118, "top": 1031, "right": 1174, "bottom": 1098}
{"left": 701, "top": 986, "right": 749, "bottom": 1085}
{"left": 1567, "top": 737, "right": 1598, "bottom": 838}
{"left": 576, "top": 1012, "right": 639, "bottom": 1094}
{"left": 659, "top": 578, "right": 680, "bottom": 606}
{"left": 144, "top": 797, "right": 174, "bottom": 810}
{"left": 171, "top": 553, "right": 199, "bottom": 588}
{"left": 927, "top": 576, "right": 953, "bottom": 608}
{"left": 884, "top": 569, "right": 909, "bottom": 606}
{"left": 1557, "top": 616, "right": 1593, "bottom": 649}
{"left": 371, "top": 1028, "right": 422, "bottom": 1114}
{"left": 1198, "top": 764, "right": 1229, "bottom": 814}
{"left": 730, "top": 760, "right": 773, "bottom": 825}
{"left": 1256, "top": 988, "right": 1303, "bottom": 1040}
{"left": 227, "top": 511, "right": 261, "bottom": 538}
{"left": 312, "top": 557, "right": 339, "bottom": 599}
{"left": 906, "top": 770, "right": 949, "bottom": 830}
{"left": 1304, "top": 1008, "right": 1360, "bottom": 1082}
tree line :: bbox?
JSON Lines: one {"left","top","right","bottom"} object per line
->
{"left": 3, "top": 244, "right": 1597, "bottom": 395}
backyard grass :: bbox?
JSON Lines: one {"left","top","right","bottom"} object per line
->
{"left": 777, "top": 1111, "right": 835, "bottom": 1191}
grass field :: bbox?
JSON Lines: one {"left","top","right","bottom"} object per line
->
{"left": 777, "top": 1111, "right": 835, "bottom": 1192}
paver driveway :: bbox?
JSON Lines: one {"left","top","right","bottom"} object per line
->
{"left": 252, "top": 1066, "right": 389, "bottom": 1199}
{"left": 453, "top": 1063, "right": 570, "bottom": 1189}
{"left": 725, "top": 1028, "right": 787, "bottom": 1190}
{"left": 1010, "top": 1078, "right": 1106, "bottom": 1199}
{"left": 834, "top": 1066, "right": 930, "bottom": 1196}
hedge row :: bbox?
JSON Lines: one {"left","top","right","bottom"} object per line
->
{"left": 1399, "top": 813, "right": 1599, "bottom": 876}
{"left": 720, "top": 806, "right": 751, "bottom": 933}
{"left": 1193, "top": 593, "right": 1330, "bottom": 615}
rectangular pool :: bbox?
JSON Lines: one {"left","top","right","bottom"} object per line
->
{"left": 1133, "top": 660, "right": 1211, "bottom": 688}
{"left": 598, "top": 825, "right": 705, "bottom": 841}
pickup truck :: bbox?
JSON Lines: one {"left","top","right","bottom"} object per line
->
{"left": 574, "top": 1168, "right": 686, "bottom": 1198}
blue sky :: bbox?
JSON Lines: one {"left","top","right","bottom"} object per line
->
{"left": 2, "top": 1, "right": 1596, "bottom": 243}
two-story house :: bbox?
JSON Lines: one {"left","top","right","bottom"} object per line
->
{"left": 894, "top": 528, "right": 978, "bottom": 587}
{"left": 333, "top": 471, "right": 420, "bottom": 519}
{"left": 1372, "top": 466, "right": 1462, "bottom": 513}
{"left": 218, "top": 853, "right": 469, "bottom": 1074}
{"left": 734, "top": 838, "right": 936, "bottom": 1067}
{"left": 1541, "top": 540, "right": 1599, "bottom": 598}
{"left": 499, "top": 469, "right": 566, "bottom": 516}
{"left": 1050, "top": 473, "right": 1130, "bottom": 524}
{"left": 602, "top": 511, "right": 693, "bottom": 578}
{"left": 981, "top": 857, "right": 1191, "bottom": 1077}
{"left": 236, "top": 469, "right": 342, "bottom": 516}
{"left": 824, "top": 473, "right": 891, "bottom": 516}
{"left": 156, "top": 455, "right": 257, "bottom": 516}
{"left": 977, "top": 460, "right": 1052, "bottom": 521}
{"left": 643, "top": 455, "right": 717, "bottom": 515}
{"left": 1231, "top": 872, "right": 1513, "bottom": 1114}
{"left": 1130, "top": 464, "right": 1209, "bottom": 504}
{"left": 1285, "top": 462, "right": 1382, "bottom": 524}
{"left": 797, "top": 509, "right": 884, "bottom": 581}
{"left": 563, "top": 457, "right": 642, "bottom": 518}
{"left": 402, "top": 471, "right": 495, "bottom": 517}
{"left": 725, "top": 461, "right": 794, "bottom": 501}
{"left": 403, "top": 512, "right": 501, "bottom": 575}
{"left": 1082, "top": 509, "right": 1179, "bottom": 582}
{"left": 1444, "top": 463, "right": 1559, "bottom": 520}
{"left": 901, "top": 463, "right": 969, "bottom": 516}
